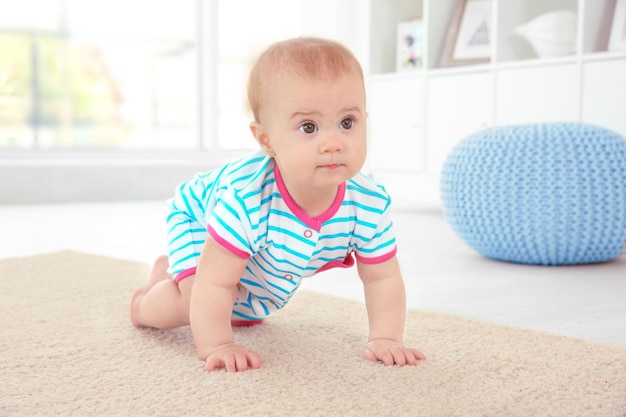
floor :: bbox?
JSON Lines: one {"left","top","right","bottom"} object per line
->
{"left": 1, "top": 200, "right": 625, "bottom": 347}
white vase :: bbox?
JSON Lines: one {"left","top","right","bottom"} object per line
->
{"left": 515, "top": 10, "right": 577, "bottom": 58}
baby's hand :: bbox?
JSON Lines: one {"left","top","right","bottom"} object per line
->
{"left": 203, "top": 343, "right": 262, "bottom": 373}
{"left": 363, "top": 339, "right": 425, "bottom": 367}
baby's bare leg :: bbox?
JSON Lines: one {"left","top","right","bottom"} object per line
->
{"left": 130, "top": 255, "right": 194, "bottom": 329}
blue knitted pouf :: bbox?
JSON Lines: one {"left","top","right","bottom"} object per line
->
{"left": 440, "top": 122, "right": 626, "bottom": 265}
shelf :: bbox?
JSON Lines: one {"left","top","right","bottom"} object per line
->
{"left": 367, "top": 0, "right": 621, "bottom": 74}
{"left": 365, "top": 0, "right": 626, "bottom": 206}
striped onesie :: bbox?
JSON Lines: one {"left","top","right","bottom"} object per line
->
{"left": 165, "top": 150, "right": 397, "bottom": 321}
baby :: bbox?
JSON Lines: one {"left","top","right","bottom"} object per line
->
{"left": 130, "top": 37, "right": 425, "bottom": 372}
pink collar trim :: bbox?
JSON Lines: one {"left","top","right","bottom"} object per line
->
{"left": 274, "top": 161, "right": 345, "bottom": 231}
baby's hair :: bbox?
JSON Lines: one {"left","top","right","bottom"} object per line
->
{"left": 247, "top": 37, "right": 364, "bottom": 123}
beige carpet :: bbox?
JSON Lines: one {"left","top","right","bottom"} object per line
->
{"left": 1, "top": 252, "right": 625, "bottom": 417}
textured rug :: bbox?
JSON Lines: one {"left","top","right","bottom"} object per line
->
{"left": 1, "top": 251, "right": 625, "bottom": 417}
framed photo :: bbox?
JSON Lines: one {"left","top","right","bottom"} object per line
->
{"left": 441, "top": 0, "right": 491, "bottom": 67}
{"left": 396, "top": 19, "right": 424, "bottom": 71}
{"left": 609, "top": 0, "right": 626, "bottom": 51}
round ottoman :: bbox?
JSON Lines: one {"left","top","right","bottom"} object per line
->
{"left": 440, "top": 122, "right": 626, "bottom": 265}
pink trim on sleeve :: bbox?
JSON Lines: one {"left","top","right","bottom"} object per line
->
{"left": 207, "top": 225, "right": 251, "bottom": 259}
{"left": 354, "top": 246, "right": 397, "bottom": 265}
{"left": 174, "top": 267, "right": 197, "bottom": 284}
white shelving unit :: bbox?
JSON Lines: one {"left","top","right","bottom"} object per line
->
{"left": 364, "top": 0, "right": 626, "bottom": 206}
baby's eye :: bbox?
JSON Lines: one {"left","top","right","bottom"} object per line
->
{"left": 339, "top": 118, "right": 354, "bottom": 130}
{"left": 299, "top": 122, "right": 317, "bottom": 134}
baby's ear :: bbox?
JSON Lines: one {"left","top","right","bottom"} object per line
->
{"left": 249, "top": 121, "right": 275, "bottom": 157}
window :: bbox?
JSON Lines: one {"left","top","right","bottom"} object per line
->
{"left": 0, "top": 0, "right": 198, "bottom": 150}
{"left": 0, "top": 0, "right": 316, "bottom": 153}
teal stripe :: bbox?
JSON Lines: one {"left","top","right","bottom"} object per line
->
{"left": 248, "top": 262, "right": 296, "bottom": 295}
{"left": 325, "top": 216, "right": 356, "bottom": 224}
{"left": 169, "top": 239, "right": 205, "bottom": 256}
{"left": 242, "top": 177, "right": 276, "bottom": 200}
{"left": 240, "top": 277, "right": 264, "bottom": 289}
{"left": 232, "top": 310, "right": 265, "bottom": 321}
{"left": 213, "top": 212, "right": 251, "bottom": 251}
{"left": 180, "top": 190, "right": 197, "bottom": 220}
{"left": 241, "top": 275, "right": 288, "bottom": 303}
{"left": 265, "top": 279, "right": 296, "bottom": 297}
{"left": 371, "top": 222, "right": 393, "bottom": 240}
{"left": 255, "top": 252, "right": 296, "bottom": 275}
{"left": 187, "top": 186, "right": 203, "bottom": 211}
{"left": 268, "top": 207, "right": 298, "bottom": 220}
{"left": 319, "top": 231, "right": 352, "bottom": 240}
{"left": 168, "top": 227, "right": 206, "bottom": 245}
{"left": 265, "top": 250, "right": 301, "bottom": 272}
{"left": 166, "top": 209, "right": 190, "bottom": 223}
{"left": 270, "top": 242, "right": 310, "bottom": 261}
{"left": 342, "top": 200, "right": 384, "bottom": 214}
{"left": 346, "top": 182, "right": 386, "bottom": 200}
{"left": 311, "top": 245, "right": 349, "bottom": 257}
{"left": 357, "top": 238, "right": 396, "bottom": 254}
{"left": 221, "top": 200, "right": 241, "bottom": 221}
{"left": 268, "top": 225, "right": 316, "bottom": 247}
{"left": 230, "top": 155, "right": 267, "bottom": 175}
{"left": 327, "top": 216, "right": 378, "bottom": 230}
{"left": 170, "top": 252, "right": 200, "bottom": 271}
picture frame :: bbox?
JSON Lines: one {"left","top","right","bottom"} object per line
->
{"left": 396, "top": 19, "right": 424, "bottom": 72}
{"left": 609, "top": 0, "right": 626, "bottom": 51}
{"left": 440, "top": 0, "right": 491, "bottom": 67}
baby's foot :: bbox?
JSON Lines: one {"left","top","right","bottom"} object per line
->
{"left": 130, "top": 255, "right": 171, "bottom": 327}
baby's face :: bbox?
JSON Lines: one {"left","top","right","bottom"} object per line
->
{"left": 256, "top": 70, "right": 367, "bottom": 197}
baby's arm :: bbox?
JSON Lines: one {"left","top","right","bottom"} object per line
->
{"left": 190, "top": 238, "right": 262, "bottom": 372}
{"left": 357, "top": 256, "right": 425, "bottom": 366}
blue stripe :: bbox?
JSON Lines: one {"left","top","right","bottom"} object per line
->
{"left": 169, "top": 239, "right": 205, "bottom": 256}
{"left": 268, "top": 225, "right": 316, "bottom": 247}
{"left": 357, "top": 238, "right": 396, "bottom": 253}
{"left": 267, "top": 207, "right": 301, "bottom": 224}
{"left": 252, "top": 192, "right": 281, "bottom": 214}
{"left": 265, "top": 279, "right": 296, "bottom": 296}
{"left": 241, "top": 274, "right": 288, "bottom": 303}
{"left": 351, "top": 222, "right": 393, "bottom": 245}
{"left": 260, "top": 248, "right": 305, "bottom": 271}
{"left": 233, "top": 192, "right": 253, "bottom": 229}
{"left": 232, "top": 310, "right": 265, "bottom": 321}
{"left": 170, "top": 252, "right": 200, "bottom": 271}
{"left": 248, "top": 260, "right": 293, "bottom": 288}
{"left": 346, "top": 182, "right": 386, "bottom": 200}
{"left": 213, "top": 212, "right": 250, "bottom": 251}
{"left": 326, "top": 216, "right": 378, "bottom": 230}
{"left": 325, "top": 216, "right": 356, "bottom": 224}
{"left": 187, "top": 186, "right": 203, "bottom": 211}
{"left": 270, "top": 242, "right": 310, "bottom": 261}
{"left": 254, "top": 252, "right": 296, "bottom": 275}
{"left": 229, "top": 157, "right": 271, "bottom": 192}
{"left": 230, "top": 155, "right": 267, "bottom": 175}
{"left": 231, "top": 171, "right": 255, "bottom": 186}
{"left": 166, "top": 209, "right": 190, "bottom": 223}
{"left": 342, "top": 200, "right": 384, "bottom": 214}
{"left": 180, "top": 187, "right": 197, "bottom": 219}
{"left": 221, "top": 199, "right": 241, "bottom": 221}
{"left": 312, "top": 245, "right": 349, "bottom": 257}
{"left": 240, "top": 277, "right": 264, "bottom": 289}
{"left": 371, "top": 223, "right": 394, "bottom": 240}
{"left": 319, "top": 231, "right": 352, "bottom": 240}
{"left": 168, "top": 227, "right": 206, "bottom": 245}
